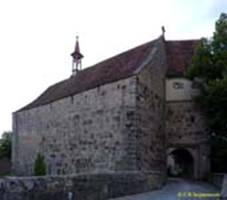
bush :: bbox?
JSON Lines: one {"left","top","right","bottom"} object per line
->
{"left": 34, "top": 153, "right": 47, "bottom": 176}
{"left": 186, "top": 13, "right": 227, "bottom": 172}
{"left": 0, "top": 132, "right": 12, "bottom": 159}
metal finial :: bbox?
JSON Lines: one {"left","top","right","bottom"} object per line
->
{"left": 161, "top": 26, "right": 165, "bottom": 36}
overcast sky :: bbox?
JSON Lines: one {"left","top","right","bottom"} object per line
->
{"left": 0, "top": 0, "right": 226, "bottom": 135}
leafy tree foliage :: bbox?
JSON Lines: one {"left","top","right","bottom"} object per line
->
{"left": 0, "top": 131, "right": 12, "bottom": 159}
{"left": 187, "top": 13, "right": 227, "bottom": 82}
{"left": 34, "top": 153, "right": 47, "bottom": 176}
{"left": 186, "top": 13, "right": 227, "bottom": 172}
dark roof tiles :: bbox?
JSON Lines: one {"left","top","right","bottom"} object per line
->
{"left": 166, "top": 40, "right": 199, "bottom": 77}
{"left": 18, "top": 37, "right": 199, "bottom": 112}
{"left": 18, "top": 39, "right": 156, "bottom": 111}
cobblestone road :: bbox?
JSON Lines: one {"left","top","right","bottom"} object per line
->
{"left": 110, "top": 178, "right": 219, "bottom": 200}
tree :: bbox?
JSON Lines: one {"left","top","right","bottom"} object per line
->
{"left": 186, "top": 13, "right": 227, "bottom": 172}
{"left": 34, "top": 153, "right": 47, "bottom": 176}
{"left": 0, "top": 131, "right": 12, "bottom": 159}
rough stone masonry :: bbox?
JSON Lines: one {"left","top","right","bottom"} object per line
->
{"left": 0, "top": 172, "right": 164, "bottom": 200}
{"left": 12, "top": 35, "right": 210, "bottom": 192}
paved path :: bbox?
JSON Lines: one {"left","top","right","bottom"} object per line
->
{"left": 110, "top": 178, "right": 219, "bottom": 200}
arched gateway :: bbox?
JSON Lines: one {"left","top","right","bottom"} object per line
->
{"left": 167, "top": 148, "right": 194, "bottom": 178}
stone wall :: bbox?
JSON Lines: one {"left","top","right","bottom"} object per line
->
{"left": 210, "top": 173, "right": 225, "bottom": 189}
{"left": 221, "top": 174, "right": 227, "bottom": 197}
{"left": 166, "top": 101, "right": 208, "bottom": 144}
{"left": 0, "top": 172, "right": 163, "bottom": 200}
{"left": 12, "top": 37, "right": 168, "bottom": 184}
{"left": 166, "top": 101, "right": 210, "bottom": 179}
{"left": 135, "top": 38, "right": 167, "bottom": 173}
{"left": 13, "top": 77, "right": 138, "bottom": 175}
{"left": 166, "top": 78, "right": 199, "bottom": 101}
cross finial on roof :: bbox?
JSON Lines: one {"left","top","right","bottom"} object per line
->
{"left": 71, "top": 36, "right": 84, "bottom": 75}
{"left": 161, "top": 26, "right": 166, "bottom": 38}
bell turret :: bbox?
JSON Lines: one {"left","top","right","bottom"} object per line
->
{"left": 71, "top": 36, "right": 84, "bottom": 75}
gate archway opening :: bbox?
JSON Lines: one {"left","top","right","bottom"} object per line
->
{"left": 167, "top": 148, "right": 194, "bottom": 178}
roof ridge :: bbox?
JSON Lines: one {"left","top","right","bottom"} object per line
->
{"left": 81, "top": 39, "right": 157, "bottom": 72}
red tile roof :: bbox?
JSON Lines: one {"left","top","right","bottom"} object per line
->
{"left": 166, "top": 40, "right": 199, "bottom": 77}
{"left": 17, "top": 37, "right": 199, "bottom": 112}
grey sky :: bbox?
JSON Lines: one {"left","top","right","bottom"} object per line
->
{"left": 0, "top": 0, "right": 226, "bottom": 134}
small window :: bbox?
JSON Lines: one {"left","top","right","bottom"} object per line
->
{"left": 173, "top": 82, "right": 184, "bottom": 89}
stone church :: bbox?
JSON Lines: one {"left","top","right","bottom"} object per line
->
{"left": 12, "top": 33, "right": 210, "bottom": 184}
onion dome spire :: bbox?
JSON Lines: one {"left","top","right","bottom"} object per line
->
{"left": 71, "top": 36, "right": 84, "bottom": 75}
